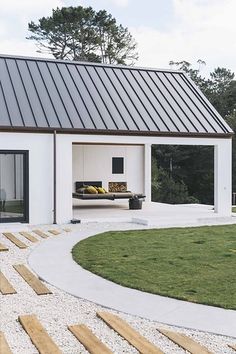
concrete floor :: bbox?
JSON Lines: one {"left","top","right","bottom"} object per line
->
{"left": 73, "top": 200, "right": 236, "bottom": 227}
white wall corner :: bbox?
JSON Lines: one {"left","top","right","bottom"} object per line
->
{"left": 144, "top": 144, "right": 152, "bottom": 202}
{"left": 214, "top": 139, "right": 232, "bottom": 216}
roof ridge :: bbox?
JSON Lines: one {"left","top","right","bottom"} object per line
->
{"left": 0, "top": 53, "right": 183, "bottom": 74}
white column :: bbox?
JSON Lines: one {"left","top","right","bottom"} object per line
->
{"left": 144, "top": 143, "right": 152, "bottom": 202}
{"left": 214, "top": 139, "right": 232, "bottom": 216}
{"left": 56, "top": 136, "right": 73, "bottom": 224}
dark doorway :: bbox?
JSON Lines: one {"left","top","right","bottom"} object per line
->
{"left": 0, "top": 151, "right": 29, "bottom": 223}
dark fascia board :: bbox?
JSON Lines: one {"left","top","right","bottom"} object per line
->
{"left": 0, "top": 53, "right": 184, "bottom": 74}
{"left": 0, "top": 126, "right": 233, "bottom": 138}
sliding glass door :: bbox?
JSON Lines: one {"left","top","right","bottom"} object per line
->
{"left": 0, "top": 151, "right": 28, "bottom": 223}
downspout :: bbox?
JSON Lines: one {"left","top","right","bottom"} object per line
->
{"left": 53, "top": 130, "right": 57, "bottom": 224}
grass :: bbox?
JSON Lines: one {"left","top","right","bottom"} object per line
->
{"left": 233, "top": 207, "right": 236, "bottom": 213}
{"left": 72, "top": 225, "right": 236, "bottom": 309}
{"left": 0, "top": 200, "right": 24, "bottom": 214}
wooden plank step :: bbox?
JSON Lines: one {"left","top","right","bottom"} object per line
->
{"left": 0, "top": 242, "right": 9, "bottom": 251}
{"left": 48, "top": 229, "right": 61, "bottom": 235}
{"left": 0, "top": 331, "right": 13, "bottom": 354}
{"left": 32, "top": 229, "right": 48, "bottom": 239}
{"left": 228, "top": 344, "right": 236, "bottom": 351}
{"left": 158, "top": 328, "right": 213, "bottom": 354}
{"left": 0, "top": 271, "right": 17, "bottom": 295}
{"left": 13, "top": 264, "right": 51, "bottom": 295}
{"left": 2, "top": 233, "right": 27, "bottom": 249}
{"left": 18, "top": 315, "right": 62, "bottom": 354}
{"left": 63, "top": 228, "right": 71, "bottom": 233}
{"left": 19, "top": 231, "right": 39, "bottom": 243}
{"left": 97, "top": 312, "right": 163, "bottom": 354}
{"left": 68, "top": 324, "right": 113, "bottom": 354}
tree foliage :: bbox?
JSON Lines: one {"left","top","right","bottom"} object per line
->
{"left": 27, "top": 6, "right": 138, "bottom": 65}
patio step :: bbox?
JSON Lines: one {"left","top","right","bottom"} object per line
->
{"left": 19, "top": 232, "right": 39, "bottom": 243}
{"left": 18, "top": 315, "right": 62, "bottom": 354}
{"left": 158, "top": 328, "right": 213, "bottom": 354}
{"left": 0, "top": 331, "right": 12, "bottom": 354}
{"left": 13, "top": 264, "right": 52, "bottom": 295}
{"left": 2, "top": 233, "right": 28, "bottom": 249}
{"left": 32, "top": 229, "right": 49, "bottom": 239}
{"left": 68, "top": 324, "right": 113, "bottom": 354}
{"left": 0, "top": 271, "right": 17, "bottom": 295}
{"left": 97, "top": 312, "right": 163, "bottom": 354}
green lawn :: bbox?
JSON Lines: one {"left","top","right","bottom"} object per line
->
{"left": 72, "top": 225, "right": 236, "bottom": 309}
{"left": 233, "top": 207, "right": 236, "bottom": 213}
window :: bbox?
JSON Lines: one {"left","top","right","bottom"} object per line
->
{"left": 0, "top": 151, "right": 29, "bottom": 223}
{"left": 112, "top": 157, "right": 124, "bottom": 174}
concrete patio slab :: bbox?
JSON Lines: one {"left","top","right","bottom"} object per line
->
{"left": 28, "top": 223, "right": 236, "bottom": 338}
{"left": 73, "top": 201, "right": 236, "bottom": 227}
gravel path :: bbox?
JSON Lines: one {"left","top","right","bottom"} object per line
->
{"left": 0, "top": 222, "right": 236, "bottom": 354}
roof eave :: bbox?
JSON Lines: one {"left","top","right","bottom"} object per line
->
{"left": 0, "top": 126, "right": 234, "bottom": 138}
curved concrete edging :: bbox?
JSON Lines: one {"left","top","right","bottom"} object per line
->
{"left": 28, "top": 226, "right": 236, "bottom": 338}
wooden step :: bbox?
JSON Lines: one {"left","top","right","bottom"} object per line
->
{"left": 228, "top": 344, "right": 236, "bottom": 351}
{"left": 97, "top": 312, "right": 163, "bottom": 354}
{"left": 32, "top": 229, "right": 48, "bottom": 239}
{"left": 158, "top": 328, "right": 213, "bottom": 354}
{"left": 18, "top": 315, "right": 62, "bottom": 354}
{"left": 2, "top": 233, "right": 27, "bottom": 249}
{"left": 19, "top": 231, "right": 38, "bottom": 243}
{"left": 0, "top": 331, "right": 13, "bottom": 354}
{"left": 13, "top": 264, "right": 51, "bottom": 295}
{"left": 0, "top": 271, "right": 16, "bottom": 295}
{"left": 0, "top": 242, "right": 9, "bottom": 251}
{"left": 68, "top": 324, "right": 113, "bottom": 354}
{"left": 63, "top": 228, "right": 71, "bottom": 233}
{"left": 48, "top": 229, "right": 61, "bottom": 235}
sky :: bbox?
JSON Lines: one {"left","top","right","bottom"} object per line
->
{"left": 0, "top": 0, "right": 235, "bottom": 77}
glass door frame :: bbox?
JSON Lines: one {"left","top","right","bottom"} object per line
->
{"left": 0, "top": 150, "right": 29, "bottom": 223}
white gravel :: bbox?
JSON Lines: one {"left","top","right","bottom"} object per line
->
{"left": 0, "top": 222, "right": 236, "bottom": 354}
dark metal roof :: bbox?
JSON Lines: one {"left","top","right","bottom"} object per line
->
{"left": 0, "top": 54, "right": 233, "bottom": 136}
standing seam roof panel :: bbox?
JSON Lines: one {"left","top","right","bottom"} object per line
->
{"left": 105, "top": 67, "right": 149, "bottom": 131}
{"left": 180, "top": 73, "right": 231, "bottom": 133}
{"left": 26, "top": 60, "right": 61, "bottom": 128}
{"left": 78, "top": 65, "right": 117, "bottom": 130}
{"left": 86, "top": 66, "right": 128, "bottom": 130}
{"left": 0, "top": 59, "right": 24, "bottom": 127}
{"left": 95, "top": 67, "right": 138, "bottom": 130}
{"left": 16, "top": 59, "right": 49, "bottom": 128}
{"left": 121, "top": 69, "right": 161, "bottom": 131}
{"left": 167, "top": 73, "right": 217, "bottom": 133}
{"left": 48, "top": 63, "right": 84, "bottom": 129}
{"left": 0, "top": 55, "right": 233, "bottom": 135}
{"left": 155, "top": 72, "right": 205, "bottom": 132}
{"left": 0, "top": 82, "right": 11, "bottom": 126}
{"left": 139, "top": 70, "right": 183, "bottom": 132}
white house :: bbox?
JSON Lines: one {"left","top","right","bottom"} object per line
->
{"left": 0, "top": 54, "right": 233, "bottom": 224}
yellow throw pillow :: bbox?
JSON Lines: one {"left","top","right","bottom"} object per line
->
{"left": 86, "top": 186, "right": 98, "bottom": 194}
{"left": 97, "top": 187, "right": 106, "bottom": 194}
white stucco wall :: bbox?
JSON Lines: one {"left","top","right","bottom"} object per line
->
{"left": 0, "top": 131, "right": 232, "bottom": 225}
{"left": 0, "top": 132, "right": 53, "bottom": 224}
{"left": 72, "top": 144, "right": 144, "bottom": 193}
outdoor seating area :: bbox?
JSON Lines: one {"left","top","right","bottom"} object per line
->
{"left": 72, "top": 181, "right": 145, "bottom": 210}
